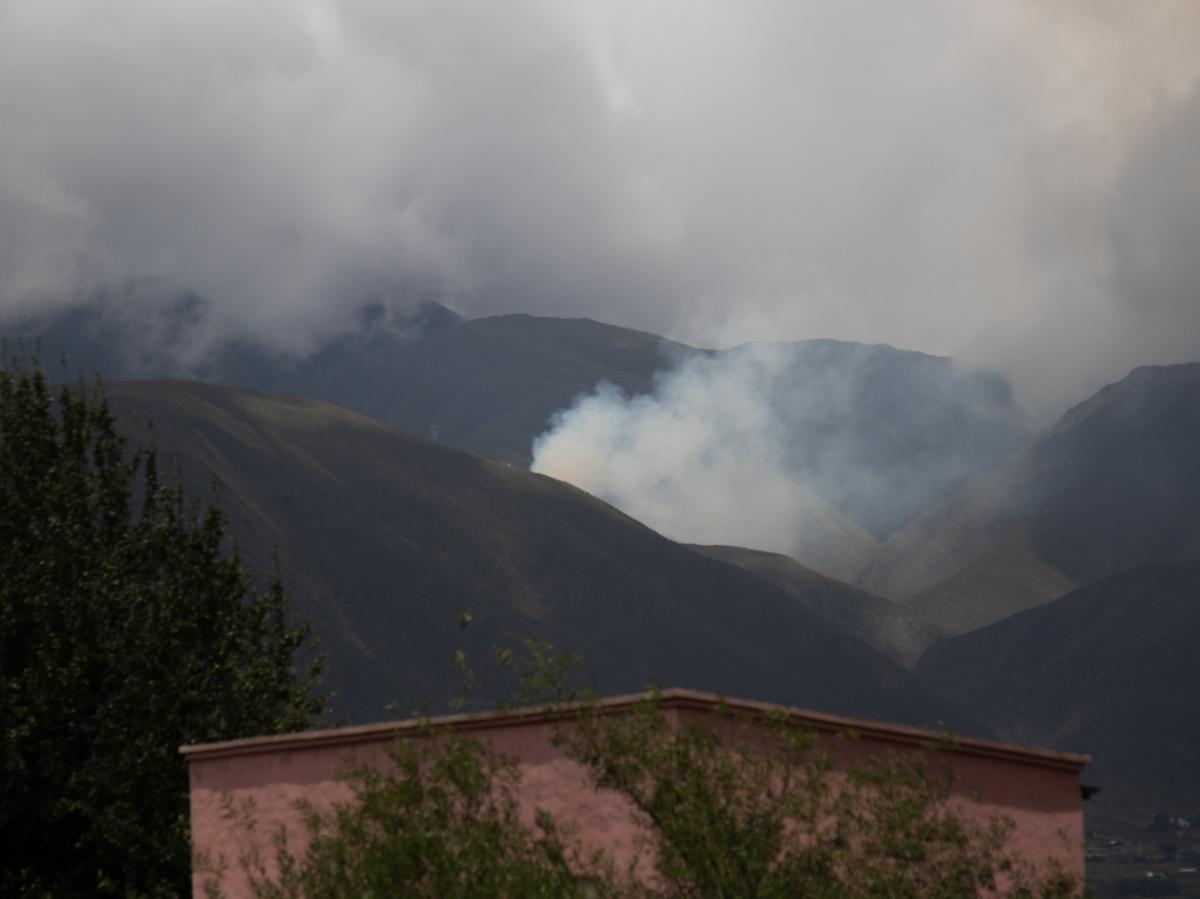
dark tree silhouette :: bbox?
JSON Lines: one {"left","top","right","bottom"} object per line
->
{"left": 0, "top": 363, "right": 326, "bottom": 897}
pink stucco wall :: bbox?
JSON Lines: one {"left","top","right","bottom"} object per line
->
{"left": 185, "top": 690, "right": 1089, "bottom": 897}
{"left": 188, "top": 717, "right": 645, "bottom": 896}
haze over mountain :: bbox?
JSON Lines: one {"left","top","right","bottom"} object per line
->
{"left": 104, "top": 378, "right": 963, "bottom": 730}
{"left": 531, "top": 336, "right": 1022, "bottom": 562}
{"left": 863, "top": 363, "right": 1200, "bottom": 633}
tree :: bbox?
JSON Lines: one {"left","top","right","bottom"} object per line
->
{"left": 235, "top": 732, "right": 614, "bottom": 899}
{"left": 239, "top": 647, "right": 1080, "bottom": 899}
{"left": 555, "top": 695, "right": 1078, "bottom": 898}
{"left": 0, "top": 363, "right": 327, "bottom": 897}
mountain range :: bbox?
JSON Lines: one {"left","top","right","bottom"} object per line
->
{"left": 8, "top": 298, "right": 1200, "bottom": 842}
{"left": 12, "top": 297, "right": 1025, "bottom": 542}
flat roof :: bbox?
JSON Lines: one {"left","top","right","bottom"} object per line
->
{"left": 180, "top": 687, "right": 1091, "bottom": 773}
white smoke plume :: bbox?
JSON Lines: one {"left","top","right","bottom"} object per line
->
{"left": 531, "top": 346, "right": 878, "bottom": 580}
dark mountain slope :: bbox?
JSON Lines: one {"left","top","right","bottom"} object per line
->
{"left": 325, "top": 313, "right": 687, "bottom": 466}
{"left": 916, "top": 561, "right": 1200, "bottom": 822}
{"left": 106, "top": 380, "right": 960, "bottom": 730}
{"left": 687, "top": 545, "right": 943, "bottom": 667}
{"left": 864, "top": 363, "right": 1200, "bottom": 632}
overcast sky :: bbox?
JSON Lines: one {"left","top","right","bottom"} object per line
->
{"left": 1, "top": 0, "right": 1198, "bottom": 414}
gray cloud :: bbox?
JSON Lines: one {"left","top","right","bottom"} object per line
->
{"left": 1, "top": 0, "right": 1198, "bottom": 413}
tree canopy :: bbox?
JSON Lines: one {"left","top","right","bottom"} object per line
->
{"left": 0, "top": 364, "right": 326, "bottom": 897}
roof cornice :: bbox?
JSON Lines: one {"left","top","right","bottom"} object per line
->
{"left": 180, "top": 687, "right": 1091, "bottom": 773}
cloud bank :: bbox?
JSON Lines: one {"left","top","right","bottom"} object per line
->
{"left": 1, "top": 0, "right": 1199, "bottom": 411}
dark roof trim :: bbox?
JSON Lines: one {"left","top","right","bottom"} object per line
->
{"left": 180, "top": 687, "right": 1092, "bottom": 772}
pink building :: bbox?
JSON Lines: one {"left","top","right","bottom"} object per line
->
{"left": 183, "top": 688, "right": 1091, "bottom": 897}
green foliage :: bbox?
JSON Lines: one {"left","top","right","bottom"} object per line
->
{"left": 558, "top": 694, "right": 1079, "bottom": 898}
{"left": 453, "top": 636, "right": 590, "bottom": 712}
{"left": 0, "top": 364, "right": 326, "bottom": 897}
{"left": 242, "top": 645, "right": 1080, "bottom": 899}
{"left": 238, "top": 733, "right": 617, "bottom": 899}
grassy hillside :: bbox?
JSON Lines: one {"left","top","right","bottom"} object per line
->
{"left": 687, "top": 544, "right": 943, "bottom": 667}
{"left": 106, "top": 380, "right": 963, "bottom": 730}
